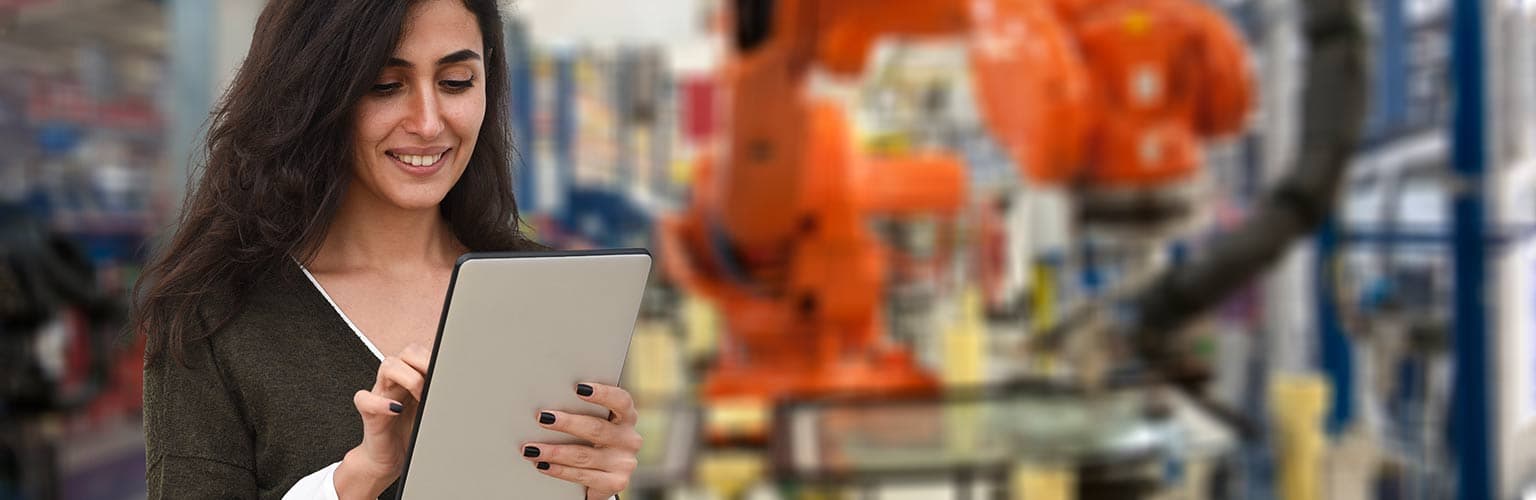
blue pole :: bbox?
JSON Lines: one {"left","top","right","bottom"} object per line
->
{"left": 554, "top": 54, "right": 576, "bottom": 216}
{"left": 507, "top": 20, "right": 537, "bottom": 215}
{"left": 1449, "top": 0, "right": 1493, "bottom": 497}
{"left": 1370, "top": 0, "right": 1410, "bottom": 138}
{"left": 1315, "top": 218, "right": 1355, "bottom": 436}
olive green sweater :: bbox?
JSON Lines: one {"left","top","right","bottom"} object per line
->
{"left": 143, "top": 261, "right": 398, "bottom": 499}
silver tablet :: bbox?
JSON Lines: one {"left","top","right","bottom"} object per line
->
{"left": 398, "top": 249, "right": 652, "bottom": 499}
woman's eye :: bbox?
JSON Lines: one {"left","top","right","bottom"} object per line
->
{"left": 371, "top": 82, "right": 403, "bottom": 95}
{"left": 440, "top": 78, "right": 475, "bottom": 92}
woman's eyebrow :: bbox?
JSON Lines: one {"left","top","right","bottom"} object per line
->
{"left": 436, "top": 49, "right": 481, "bottom": 65}
{"left": 383, "top": 49, "right": 482, "bottom": 69}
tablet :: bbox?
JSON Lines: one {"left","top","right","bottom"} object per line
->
{"left": 397, "top": 249, "right": 652, "bottom": 499}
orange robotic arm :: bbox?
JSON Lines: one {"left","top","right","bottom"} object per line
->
{"left": 1190, "top": 5, "right": 1255, "bottom": 137}
{"left": 967, "top": 0, "right": 1095, "bottom": 183}
{"left": 1045, "top": 0, "right": 1255, "bottom": 189}
{"left": 715, "top": 0, "right": 1089, "bottom": 254}
{"left": 814, "top": 0, "right": 1096, "bottom": 186}
{"left": 658, "top": 0, "right": 1095, "bottom": 427}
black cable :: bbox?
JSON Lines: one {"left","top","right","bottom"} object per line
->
{"left": 1127, "top": 0, "right": 1368, "bottom": 352}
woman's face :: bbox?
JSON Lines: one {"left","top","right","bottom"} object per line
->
{"left": 350, "top": 0, "right": 485, "bottom": 212}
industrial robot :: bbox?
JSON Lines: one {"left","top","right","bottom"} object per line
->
{"left": 658, "top": 0, "right": 1262, "bottom": 444}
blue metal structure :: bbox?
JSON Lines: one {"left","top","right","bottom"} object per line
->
{"left": 1369, "top": 0, "right": 1411, "bottom": 139}
{"left": 1448, "top": 0, "right": 1493, "bottom": 498}
{"left": 554, "top": 54, "right": 577, "bottom": 214}
{"left": 507, "top": 19, "right": 538, "bottom": 212}
{"left": 1315, "top": 218, "right": 1356, "bottom": 436}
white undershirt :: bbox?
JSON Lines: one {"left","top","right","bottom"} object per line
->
{"left": 283, "top": 265, "right": 616, "bottom": 499}
{"left": 298, "top": 265, "right": 384, "bottom": 360}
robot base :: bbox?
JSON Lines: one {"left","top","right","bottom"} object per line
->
{"left": 701, "top": 348, "right": 939, "bottom": 444}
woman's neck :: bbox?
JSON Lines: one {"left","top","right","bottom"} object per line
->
{"left": 309, "top": 188, "right": 463, "bottom": 275}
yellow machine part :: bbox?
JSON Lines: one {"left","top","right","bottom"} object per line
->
{"left": 696, "top": 450, "right": 767, "bottom": 500}
{"left": 1270, "top": 373, "right": 1332, "bottom": 500}
{"left": 1012, "top": 462, "right": 1076, "bottom": 500}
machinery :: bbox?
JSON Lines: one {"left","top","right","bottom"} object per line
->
{"left": 658, "top": 0, "right": 1259, "bottom": 445}
{"left": 0, "top": 201, "right": 128, "bottom": 499}
{"left": 1042, "top": 0, "right": 1254, "bottom": 230}
{"left": 656, "top": 0, "right": 1091, "bottom": 441}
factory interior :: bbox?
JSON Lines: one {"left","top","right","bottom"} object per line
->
{"left": 2, "top": 0, "right": 1536, "bottom": 498}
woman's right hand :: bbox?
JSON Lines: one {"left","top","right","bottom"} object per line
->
{"left": 334, "top": 342, "right": 432, "bottom": 500}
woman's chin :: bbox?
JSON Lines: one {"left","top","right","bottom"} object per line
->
{"left": 382, "top": 190, "right": 451, "bottom": 212}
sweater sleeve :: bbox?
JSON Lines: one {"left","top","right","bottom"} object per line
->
{"left": 144, "top": 337, "right": 259, "bottom": 499}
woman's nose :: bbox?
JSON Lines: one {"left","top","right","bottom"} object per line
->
{"left": 403, "top": 88, "right": 445, "bottom": 139}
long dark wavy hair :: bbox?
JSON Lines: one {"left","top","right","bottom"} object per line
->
{"left": 133, "top": 0, "right": 541, "bottom": 365}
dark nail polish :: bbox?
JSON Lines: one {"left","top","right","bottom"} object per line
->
{"left": 539, "top": 412, "right": 556, "bottom": 425}
{"left": 537, "top": 461, "right": 551, "bottom": 470}
{"left": 576, "top": 384, "right": 594, "bottom": 397}
{"left": 389, "top": 402, "right": 404, "bottom": 414}
{"left": 523, "top": 446, "right": 540, "bottom": 458}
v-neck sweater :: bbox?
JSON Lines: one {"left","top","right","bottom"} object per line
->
{"left": 144, "top": 260, "right": 400, "bottom": 499}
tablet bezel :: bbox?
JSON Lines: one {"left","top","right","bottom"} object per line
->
{"left": 395, "top": 247, "right": 651, "bottom": 497}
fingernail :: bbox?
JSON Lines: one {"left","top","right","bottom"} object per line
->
{"left": 523, "top": 446, "right": 540, "bottom": 458}
{"left": 389, "top": 402, "right": 404, "bottom": 414}
{"left": 576, "top": 384, "right": 594, "bottom": 397}
{"left": 537, "top": 461, "right": 551, "bottom": 470}
{"left": 539, "top": 412, "right": 556, "bottom": 425}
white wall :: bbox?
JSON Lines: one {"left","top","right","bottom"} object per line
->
{"left": 511, "top": 0, "right": 704, "bottom": 48}
{"left": 165, "top": 0, "right": 265, "bottom": 204}
{"left": 213, "top": 0, "right": 263, "bottom": 102}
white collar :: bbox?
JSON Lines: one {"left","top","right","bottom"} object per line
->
{"left": 296, "top": 264, "right": 385, "bottom": 361}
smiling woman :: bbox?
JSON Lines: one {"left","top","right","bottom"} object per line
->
{"left": 132, "top": 1, "right": 641, "bottom": 499}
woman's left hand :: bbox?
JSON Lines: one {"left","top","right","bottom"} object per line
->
{"left": 522, "top": 383, "right": 642, "bottom": 500}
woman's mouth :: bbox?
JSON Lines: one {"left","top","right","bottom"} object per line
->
{"left": 386, "top": 149, "right": 450, "bottom": 175}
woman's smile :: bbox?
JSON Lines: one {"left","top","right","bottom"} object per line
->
{"left": 386, "top": 147, "right": 453, "bottom": 177}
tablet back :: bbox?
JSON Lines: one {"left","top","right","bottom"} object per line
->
{"left": 398, "top": 249, "right": 652, "bottom": 499}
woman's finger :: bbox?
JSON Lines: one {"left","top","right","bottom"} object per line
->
{"left": 353, "top": 390, "right": 405, "bottom": 422}
{"left": 536, "top": 411, "right": 642, "bottom": 451}
{"left": 397, "top": 343, "right": 432, "bottom": 374}
{"left": 574, "top": 383, "right": 638, "bottom": 425}
{"left": 519, "top": 443, "right": 638, "bottom": 474}
{"left": 531, "top": 461, "right": 629, "bottom": 496}
{"left": 374, "top": 357, "right": 425, "bottom": 401}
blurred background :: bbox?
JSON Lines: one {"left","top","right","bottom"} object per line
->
{"left": 2, "top": 0, "right": 1536, "bottom": 499}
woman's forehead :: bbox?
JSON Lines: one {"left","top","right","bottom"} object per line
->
{"left": 394, "top": 0, "right": 484, "bottom": 63}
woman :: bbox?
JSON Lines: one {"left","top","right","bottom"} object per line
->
{"left": 134, "top": 1, "right": 640, "bottom": 498}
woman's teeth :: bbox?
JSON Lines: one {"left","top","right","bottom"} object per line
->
{"left": 391, "top": 152, "right": 444, "bottom": 166}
